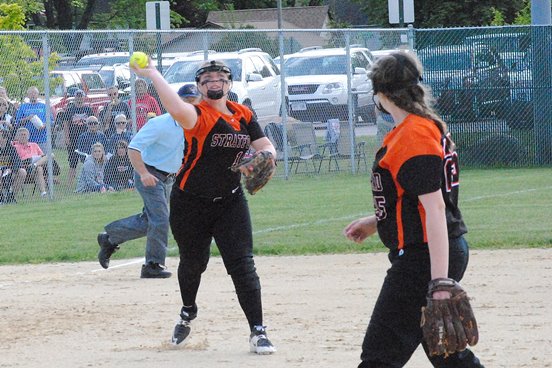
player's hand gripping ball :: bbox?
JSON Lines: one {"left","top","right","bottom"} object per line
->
{"left": 130, "top": 52, "right": 149, "bottom": 68}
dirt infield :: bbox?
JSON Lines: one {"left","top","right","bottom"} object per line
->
{"left": 1, "top": 249, "right": 550, "bottom": 368}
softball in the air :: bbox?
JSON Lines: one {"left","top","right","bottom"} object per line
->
{"left": 130, "top": 51, "right": 149, "bottom": 68}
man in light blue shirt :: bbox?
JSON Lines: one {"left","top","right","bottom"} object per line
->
{"left": 97, "top": 111, "right": 185, "bottom": 278}
{"left": 15, "top": 86, "right": 54, "bottom": 153}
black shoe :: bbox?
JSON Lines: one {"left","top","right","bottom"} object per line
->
{"left": 171, "top": 317, "right": 191, "bottom": 345}
{"left": 171, "top": 306, "right": 197, "bottom": 345}
{"left": 140, "top": 262, "right": 172, "bottom": 279}
{"left": 97, "top": 232, "right": 119, "bottom": 269}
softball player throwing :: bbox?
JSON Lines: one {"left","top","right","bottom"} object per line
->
{"left": 131, "top": 58, "right": 276, "bottom": 354}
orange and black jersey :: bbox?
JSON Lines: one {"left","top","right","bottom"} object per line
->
{"left": 371, "top": 114, "right": 467, "bottom": 251}
{"left": 175, "top": 100, "right": 264, "bottom": 197}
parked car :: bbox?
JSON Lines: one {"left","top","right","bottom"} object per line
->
{"left": 507, "top": 49, "right": 533, "bottom": 129}
{"left": 463, "top": 32, "right": 530, "bottom": 56}
{"left": 418, "top": 44, "right": 510, "bottom": 122}
{"left": 49, "top": 70, "right": 110, "bottom": 117}
{"left": 97, "top": 64, "right": 131, "bottom": 90}
{"left": 76, "top": 51, "right": 181, "bottom": 72}
{"left": 462, "top": 32, "right": 534, "bottom": 129}
{"left": 70, "top": 63, "right": 131, "bottom": 92}
{"left": 371, "top": 48, "right": 414, "bottom": 60}
{"left": 75, "top": 52, "right": 131, "bottom": 68}
{"left": 163, "top": 48, "right": 282, "bottom": 121}
{"left": 282, "top": 46, "right": 376, "bottom": 124}
{"left": 273, "top": 56, "right": 281, "bottom": 69}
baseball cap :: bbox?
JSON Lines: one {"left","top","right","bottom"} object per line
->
{"left": 178, "top": 84, "right": 200, "bottom": 98}
{"left": 74, "top": 89, "right": 85, "bottom": 97}
{"left": 195, "top": 60, "right": 232, "bottom": 82}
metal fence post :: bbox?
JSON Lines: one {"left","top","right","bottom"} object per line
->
{"left": 531, "top": 26, "right": 552, "bottom": 164}
{"left": 42, "top": 32, "right": 54, "bottom": 200}
{"left": 344, "top": 31, "right": 357, "bottom": 174}
{"left": 278, "top": 28, "right": 290, "bottom": 179}
{"left": 407, "top": 24, "right": 415, "bottom": 50}
{"left": 128, "top": 33, "right": 137, "bottom": 135}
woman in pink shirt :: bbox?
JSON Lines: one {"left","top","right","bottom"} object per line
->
{"left": 12, "top": 127, "right": 48, "bottom": 197}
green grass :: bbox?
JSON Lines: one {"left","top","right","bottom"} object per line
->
{"left": 1, "top": 167, "right": 551, "bottom": 265}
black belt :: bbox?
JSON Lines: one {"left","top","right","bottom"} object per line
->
{"left": 145, "top": 164, "right": 175, "bottom": 182}
{"left": 182, "top": 186, "right": 241, "bottom": 203}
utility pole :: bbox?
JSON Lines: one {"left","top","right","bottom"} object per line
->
{"left": 531, "top": 0, "right": 552, "bottom": 164}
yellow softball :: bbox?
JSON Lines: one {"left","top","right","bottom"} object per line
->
{"left": 130, "top": 52, "right": 149, "bottom": 68}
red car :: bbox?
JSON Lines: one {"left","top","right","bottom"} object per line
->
{"left": 50, "top": 70, "right": 110, "bottom": 118}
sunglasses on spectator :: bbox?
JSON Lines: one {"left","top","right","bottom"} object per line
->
{"left": 116, "top": 121, "right": 127, "bottom": 125}
{"left": 88, "top": 121, "right": 99, "bottom": 125}
{"left": 109, "top": 92, "right": 118, "bottom": 97}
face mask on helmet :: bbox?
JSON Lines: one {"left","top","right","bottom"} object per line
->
{"left": 206, "top": 89, "right": 225, "bottom": 100}
{"left": 196, "top": 61, "right": 233, "bottom": 100}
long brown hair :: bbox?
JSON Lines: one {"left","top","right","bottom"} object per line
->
{"left": 370, "top": 51, "right": 449, "bottom": 137}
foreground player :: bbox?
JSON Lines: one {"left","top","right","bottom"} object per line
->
{"left": 131, "top": 58, "right": 277, "bottom": 354}
{"left": 343, "top": 52, "right": 484, "bottom": 367}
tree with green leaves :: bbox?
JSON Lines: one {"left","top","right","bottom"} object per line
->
{"left": 0, "top": 0, "right": 43, "bottom": 27}
{"left": 210, "top": 25, "right": 279, "bottom": 56}
{"left": 513, "top": 0, "right": 531, "bottom": 25}
{"left": 478, "top": 0, "right": 530, "bottom": 26}
{"left": 92, "top": 0, "right": 183, "bottom": 29}
{"left": 0, "top": 2, "right": 60, "bottom": 101}
{"left": 0, "top": 2, "right": 26, "bottom": 29}
{"left": 353, "top": 0, "right": 526, "bottom": 28}
{"left": 490, "top": 7, "right": 506, "bottom": 26}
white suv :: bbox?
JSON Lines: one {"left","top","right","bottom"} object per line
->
{"left": 163, "top": 48, "right": 282, "bottom": 122}
{"left": 283, "top": 46, "right": 375, "bottom": 124}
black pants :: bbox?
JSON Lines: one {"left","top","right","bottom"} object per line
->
{"left": 170, "top": 187, "right": 263, "bottom": 331}
{"left": 358, "top": 236, "right": 484, "bottom": 368}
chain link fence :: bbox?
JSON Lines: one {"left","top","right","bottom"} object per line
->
{"left": 0, "top": 26, "right": 550, "bottom": 204}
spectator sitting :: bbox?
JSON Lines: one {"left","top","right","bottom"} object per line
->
{"left": 76, "top": 116, "right": 108, "bottom": 158}
{"left": 0, "top": 97, "right": 14, "bottom": 135}
{"left": 62, "top": 89, "right": 94, "bottom": 185}
{"left": 76, "top": 142, "right": 113, "bottom": 193}
{"left": 0, "top": 130, "right": 26, "bottom": 204}
{"left": 99, "top": 86, "right": 131, "bottom": 137}
{"left": 128, "top": 79, "right": 161, "bottom": 131}
{"left": 14, "top": 86, "right": 54, "bottom": 154}
{"left": 106, "top": 114, "right": 133, "bottom": 154}
{"left": 105, "top": 140, "right": 134, "bottom": 191}
{"left": 0, "top": 86, "right": 18, "bottom": 117}
{"left": 11, "top": 127, "right": 48, "bottom": 198}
